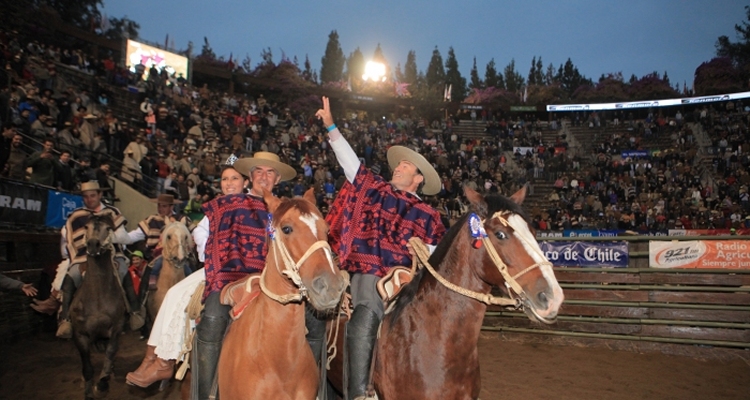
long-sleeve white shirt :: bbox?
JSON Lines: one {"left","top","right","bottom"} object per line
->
{"left": 192, "top": 216, "right": 209, "bottom": 262}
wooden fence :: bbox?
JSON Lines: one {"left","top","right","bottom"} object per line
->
{"left": 483, "top": 236, "right": 750, "bottom": 351}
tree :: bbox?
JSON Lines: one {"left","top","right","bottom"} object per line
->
{"left": 484, "top": 58, "right": 502, "bottom": 89}
{"left": 320, "top": 30, "right": 345, "bottom": 83}
{"left": 469, "top": 57, "right": 482, "bottom": 89}
{"left": 558, "top": 58, "right": 590, "bottom": 98}
{"left": 503, "top": 59, "right": 525, "bottom": 93}
{"left": 345, "top": 47, "right": 365, "bottom": 82}
{"left": 303, "top": 55, "right": 314, "bottom": 82}
{"left": 528, "top": 56, "right": 537, "bottom": 85}
{"left": 404, "top": 50, "right": 418, "bottom": 85}
{"left": 444, "top": 47, "right": 467, "bottom": 101}
{"left": 535, "top": 57, "right": 544, "bottom": 86}
{"left": 425, "top": 46, "right": 445, "bottom": 88}
{"left": 198, "top": 37, "right": 216, "bottom": 61}
{"left": 544, "top": 63, "right": 556, "bottom": 85}
{"left": 629, "top": 72, "right": 680, "bottom": 99}
{"left": 241, "top": 54, "right": 252, "bottom": 73}
{"left": 102, "top": 16, "right": 139, "bottom": 41}
{"left": 716, "top": 5, "right": 750, "bottom": 82}
{"left": 394, "top": 63, "right": 405, "bottom": 83}
{"left": 694, "top": 57, "right": 744, "bottom": 95}
{"left": 40, "top": 0, "right": 103, "bottom": 29}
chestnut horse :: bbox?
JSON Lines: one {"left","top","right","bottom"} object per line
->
{"left": 147, "top": 222, "right": 194, "bottom": 319}
{"left": 69, "top": 214, "right": 128, "bottom": 400}
{"left": 328, "top": 186, "right": 564, "bottom": 399}
{"left": 218, "top": 189, "right": 348, "bottom": 399}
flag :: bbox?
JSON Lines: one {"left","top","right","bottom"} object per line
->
{"left": 444, "top": 84, "right": 452, "bottom": 102}
{"left": 347, "top": 77, "right": 352, "bottom": 92}
{"left": 395, "top": 82, "right": 411, "bottom": 97}
{"left": 523, "top": 86, "right": 528, "bottom": 103}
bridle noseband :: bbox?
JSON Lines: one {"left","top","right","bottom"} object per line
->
{"left": 260, "top": 214, "right": 336, "bottom": 304}
{"left": 410, "top": 211, "right": 552, "bottom": 309}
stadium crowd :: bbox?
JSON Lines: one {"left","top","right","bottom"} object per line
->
{"left": 2, "top": 28, "right": 750, "bottom": 234}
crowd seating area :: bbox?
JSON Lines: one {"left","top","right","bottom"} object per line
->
{"left": 2, "top": 28, "right": 750, "bottom": 232}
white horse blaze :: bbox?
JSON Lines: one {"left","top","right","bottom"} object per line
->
{"left": 298, "top": 213, "right": 336, "bottom": 273}
{"left": 506, "top": 215, "right": 564, "bottom": 313}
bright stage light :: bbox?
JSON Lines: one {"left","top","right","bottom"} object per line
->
{"left": 362, "top": 61, "right": 386, "bottom": 82}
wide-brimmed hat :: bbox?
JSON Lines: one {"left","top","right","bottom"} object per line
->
{"left": 83, "top": 114, "right": 98, "bottom": 119}
{"left": 387, "top": 146, "right": 440, "bottom": 195}
{"left": 150, "top": 194, "right": 182, "bottom": 205}
{"left": 233, "top": 152, "right": 296, "bottom": 182}
{"left": 79, "top": 181, "right": 109, "bottom": 193}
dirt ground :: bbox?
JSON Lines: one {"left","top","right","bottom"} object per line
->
{"left": 1, "top": 331, "right": 748, "bottom": 400}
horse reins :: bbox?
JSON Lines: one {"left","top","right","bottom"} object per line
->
{"left": 409, "top": 211, "right": 552, "bottom": 308}
{"left": 260, "top": 219, "right": 336, "bottom": 304}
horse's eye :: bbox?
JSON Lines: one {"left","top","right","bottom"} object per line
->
{"left": 281, "top": 226, "right": 293, "bottom": 235}
{"left": 495, "top": 231, "right": 507, "bottom": 240}
{"left": 166, "top": 234, "right": 171, "bottom": 240}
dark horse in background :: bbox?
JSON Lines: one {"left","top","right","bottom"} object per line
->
{"left": 327, "top": 186, "right": 564, "bottom": 399}
{"left": 69, "top": 214, "right": 128, "bottom": 400}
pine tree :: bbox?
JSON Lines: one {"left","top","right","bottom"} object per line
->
{"left": 320, "top": 30, "right": 345, "bottom": 83}
{"left": 345, "top": 47, "right": 364, "bottom": 82}
{"left": 444, "top": 47, "right": 467, "bottom": 101}
{"left": 199, "top": 37, "right": 216, "bottom": 60}
{"left": 425, "top": 46, "right": 446, "bottom": 88}
{"left": 504, "top": 59, "right": 525, "bottom": 93}
{"left": 394, "top": 63, "right": 405, "bottom": 83}
{"left": 528, "top": 56, "right": 537, "bottom": 85}
{"left": 485, "top": 58, "right": 500, "bottom": 88}
{"left": 469, "top": 57, "right": 482, "bottom": 89}
{"left": 404, "top": 50, "right": 418, "bottom": 85}
{"left": 535, "top": 57, "right": 544, "bottom": 86}
{"left": 545, "top": 63, "right": 556, "bottom": 85}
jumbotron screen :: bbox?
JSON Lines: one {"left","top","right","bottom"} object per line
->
{"left": 125, "top": 39, "right": 189, "bottom": 81}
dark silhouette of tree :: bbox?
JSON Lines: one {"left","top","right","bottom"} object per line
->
{"left": 503, "top": 58, "right": 525, "bottom": 93}
{"left": 197, "top": 37, "right": 216, "bottom": 61}
{"left": 484, "top": 58, "right": 502, "bottom": 89}
{"left": 716, "top": 5, "right": 750, "bottom": 83}
{"left": 444, "top": 47, "right": 467, "bottom": 101}
{"left": 102, "top": 16, "right": 139, "bottom": 41}
{"left": 694, "top": 57, "right": 743, "bottom": 95}
{"left": 557, "top": 58, "right": 591, "bottom": 99}
{"left": 345, "top": 47, "right": 364, "bottom": 82}
{"left": 469, "top": 57, "right": 482, "bottom": 89}
{"left": 425, "top": 46, "right": 446, "bottom": 88}
{"left": 404, "top": 50, "right": 418, "bottom": 85}
{"left": 320, "top": 30, "right": 345, "bottom": 83}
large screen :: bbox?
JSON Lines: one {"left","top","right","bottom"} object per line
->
{"left": 125, "top": 39, "right": 189, "bottom": 81}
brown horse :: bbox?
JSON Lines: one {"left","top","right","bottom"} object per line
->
{"left": 69, "top": 214, "right": 128, "bottom": 400}
{"left": 147, "top": 222, "right": 194, "bottom": 319}
{"left": 218, "top": 189, "right": 348, "bottom": 399}
{"left": 328, "top": 186, "right": 564, "bottom": 399}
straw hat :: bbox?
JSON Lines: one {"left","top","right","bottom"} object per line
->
{"left": 79, "top": 181, "right": 109, "bottom": 193}
{"left": 150, "top": 194, "right": 182, "bottom": 205}
{"left": 233, "top": 152, "right": 296, "bottom": 182}
{"left": 387, "top": 146, "right": 440, "bottom": 195}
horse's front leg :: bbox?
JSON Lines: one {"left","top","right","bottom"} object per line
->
{"left": 73, "top": 334, "right": 95, "bottom": 400}
{"left": 96, "top": 334, "right": 120, "bottom": 394}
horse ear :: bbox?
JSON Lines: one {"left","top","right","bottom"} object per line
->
{"left": 263, "top": 189, "right": 282, "bottom": 213}
{"left": 464, "top": 186, "right": 487, "bottom": 217}
{"left": 303, "top": 188, "right": 316, "bottom": 205}
{"left": 509, "top": 184, "right": 527, "bottom": 205}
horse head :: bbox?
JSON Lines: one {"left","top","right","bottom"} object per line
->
{"left": 161, "top": 222, "right": 194, "bottom": 269}
{"left": 86, "top": 214, "right": 115, "bottom": 258}
{"left": 463, "top": 186, "right": 564, "bottom": 324}
{"left": 263, "top": 188, "right": 347, "bottom": 312}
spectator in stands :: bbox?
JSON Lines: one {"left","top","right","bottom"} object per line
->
{"left": 124, "top": 134, "right": 148, "bottom": 164}
{"left": 56, "top": 150, "right": 75, "bottom": 191}
{"left": 26, "top": 138, "right": 56, "bottom": 186}
{"left": 121, "top": 149, "right": 140, "bottom": 184}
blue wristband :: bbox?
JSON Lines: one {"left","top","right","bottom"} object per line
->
{"left": 326, "top": 124, "right": 337, "bottom": 132}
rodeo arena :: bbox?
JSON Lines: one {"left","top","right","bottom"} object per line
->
{"left": 1, "top": 7, "right": 750, "bottom": 400}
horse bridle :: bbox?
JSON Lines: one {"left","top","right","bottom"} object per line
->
{"left": 259, "top": 217, "right": 337, "bottom": 304}
{"left": 410, "top": 211, "right": 553, "bottom": 309}
{"left": 85, "top": 226, "right": 115, "bottom": 257}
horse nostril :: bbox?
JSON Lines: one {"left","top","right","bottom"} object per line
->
{"left": 312, "top": 276, "right": 329, "bottom": 295}
{"left": 537, "top": 291, "right": 549, "bottom": 309}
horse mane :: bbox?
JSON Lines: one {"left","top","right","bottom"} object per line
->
{"left": 386, "top": 192, "right": 529, "bottom": 324}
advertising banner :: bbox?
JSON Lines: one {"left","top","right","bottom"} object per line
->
{"left": 649, "top": 240, "right": 750, "bottom": 269}
{"left": 0, "top": 180, "right": 48, "bottom": 226}
{"left": 541, "top": 241, "right": 629, "bottom": 268}
{"left": 668, "top": 229, "right": 750, "bottom": 236}
{"left": 45, "top": 191, "right": 83, "bottom": 228}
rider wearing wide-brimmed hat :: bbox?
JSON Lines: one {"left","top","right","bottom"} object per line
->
{"left": 47, "top": 181, "right": 132, "bottom": 339}
{"left": 314, "top": 97, "right": 446, "bottom": 400}
{"left": 126, "top": 152, "right": 296, "bottom": 398}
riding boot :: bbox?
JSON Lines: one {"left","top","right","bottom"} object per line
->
{"left": 346, "top": 305, "right": 380, "bottom": 400}
{"left": 194, "top": 315, "right": 227, "bottom": 400}
{"left": 56, "top": 275, "right": 76, "bottom": 339}
{"left": 305, "top": 304, "right": 327, "bottom": 363}
{"left": 126, "top": 346, "right": 175, "bottom": 388}
{"left": 122, "top": 273, "right": 145, "bottom": 331}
